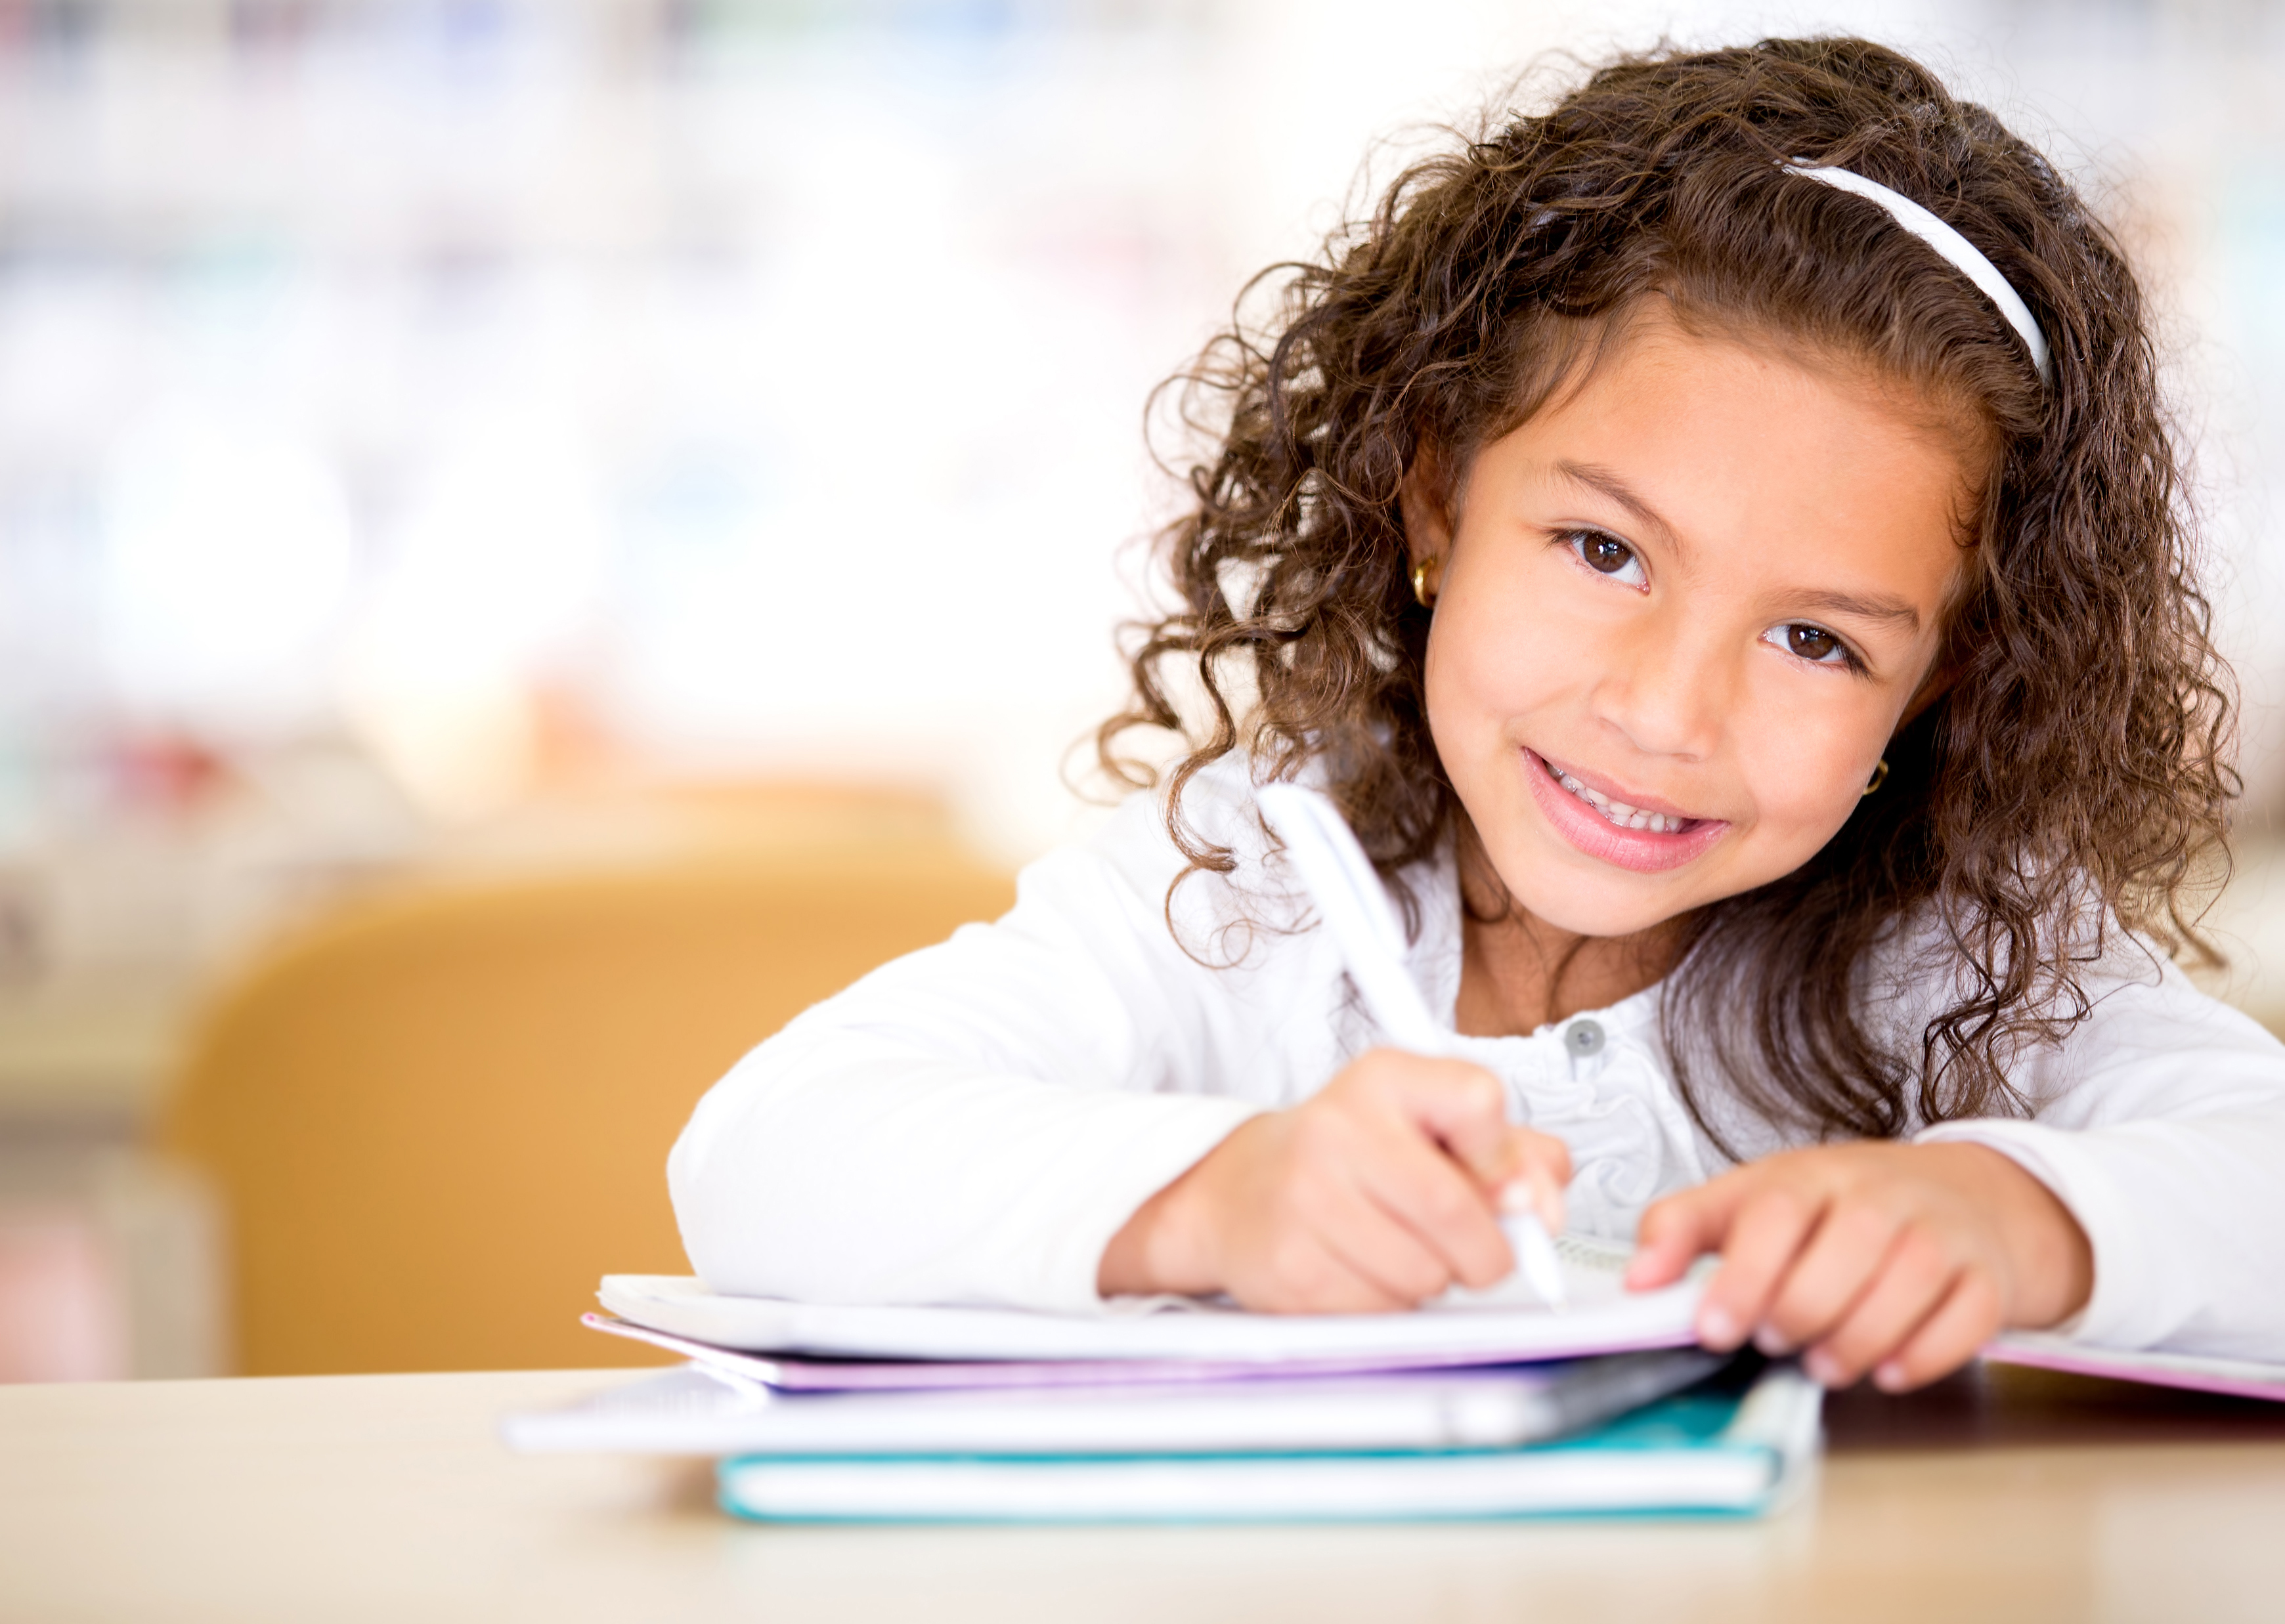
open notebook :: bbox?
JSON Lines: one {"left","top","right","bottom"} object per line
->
{"left": 597, "top": 1233, "right": 1704, "bottom": 1369}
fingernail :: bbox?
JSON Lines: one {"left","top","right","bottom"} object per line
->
{"left": 1496, "top": 1180, "right": 1532, "bottom": 1216}
{"left": 1754, "top": 1325, "right": 1793, "bottom": 1357}
{"left": 1697, "top": 1306, "right": 1737, "bottom": 1348}
{"left": 1874, "top": 1361, "right": 1907, "bottom": 1392}
{"left": 1804, "top": 1349, "right": 1841, "bottom": 1386}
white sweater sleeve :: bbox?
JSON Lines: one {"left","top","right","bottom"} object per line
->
{"left": 667, "top": 784, "right": 1308, "bottom": 1313}
{"left": 1916, "top": 958, "right": 2285, "bottom": 1357}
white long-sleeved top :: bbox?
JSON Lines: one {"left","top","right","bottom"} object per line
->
{"left": 669, "top": 758, "right": 2285, "bottom": 1358}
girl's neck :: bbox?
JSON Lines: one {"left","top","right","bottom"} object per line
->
{"left": 1452, "top": 844, "right": 1686, "bottom": 1037}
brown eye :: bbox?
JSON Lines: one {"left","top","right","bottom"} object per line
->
{"left": 1785, "top": 624, "right": 1840, "bottom": 662}
{"left": 1580, "top": 534, "right": 1634, "bottom": 574}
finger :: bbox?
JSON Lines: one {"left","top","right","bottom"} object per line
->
{"left": 1348, "top": 1127, "right": 1513, "bottom": 1291}
{"left": 1496, "top": 1160, "right": 1565, "bottom": 1239}
{"left": 1758, "top": 1199, "right": 1905, "bottom": 1356}
{"left": 1321, "top": 1180, "right": 1469, "bottom": 1307}
{"left": 1696, "top": 1187, "right": 1822, "bottom": 1352}
{"left": 1625, "top": 1194, "right": 1708, "bottom": 1291}
{"left": 1871, "top": 1272, "right": 2005, "bottom": 1392}
{"left": 1624, "top": 1170, "right": 1761, "bottom": 1293}
{"left": 1382, "top": 1059, "right": 1518, "bottom": 1189}
{"left": 1236, "top": 1226, "right": 1412, "bottom": 1315}
{"left": 1496, "top": 1131, "right": 1573, "bottom": 1235}
{"left": 1800, "top": 1228, "right": 1958, "bottom": 1388}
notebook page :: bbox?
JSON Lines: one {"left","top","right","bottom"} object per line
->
{"left": 596, "top": 1249, "right": 1701, "bottom": 1366}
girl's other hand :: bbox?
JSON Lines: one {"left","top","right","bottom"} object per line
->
{"left": 1097, "top": 1050, "right": 1573, "bottom": 1312}
{"left": 1624, "top": 1142, "right": 2093, "bottom": 1391}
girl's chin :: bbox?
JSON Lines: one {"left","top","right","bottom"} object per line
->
{"left": 1503, "top": 863, "right": 1706, "bottom": 941}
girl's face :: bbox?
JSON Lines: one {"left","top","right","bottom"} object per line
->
{"left": 1414, "top": 309, "right": 1973, "bottom": 941}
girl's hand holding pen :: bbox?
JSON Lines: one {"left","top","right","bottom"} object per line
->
{"left": 1623, "top": 1142, "right": 2094, "bottom": 1392}
{"left": 1097, "top": 1049, "right": 1573, "bottom": 1313}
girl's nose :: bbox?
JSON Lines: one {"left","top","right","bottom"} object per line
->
{"left": 1588, "top": 614, "right": 1733, "bottom": 761}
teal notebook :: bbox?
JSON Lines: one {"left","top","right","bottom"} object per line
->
{"left": 715, "top": 1361, "right": 1821, "bottom": 1524}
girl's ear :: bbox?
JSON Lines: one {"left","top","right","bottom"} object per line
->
{"left": 1399, "top": 446, "right": 1456, "bottom": 571}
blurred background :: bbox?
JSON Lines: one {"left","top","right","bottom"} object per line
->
{"left": 3, "top": 0, "right": 2284, "bottom": 1381}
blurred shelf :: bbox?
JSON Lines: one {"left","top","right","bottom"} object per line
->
{"left": 0, "top": 977, "right": 187, "bottom": 1132}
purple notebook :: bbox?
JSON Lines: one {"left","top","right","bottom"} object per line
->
{"left": 582, "top": 1312, "right": 1626, "bottom": 1392}
{"left": 1982, "top": 1333, "right": 2285, "bottom": 1403}
{"left": 590, "top": 1314, "right": 2285, "bottom": 1402}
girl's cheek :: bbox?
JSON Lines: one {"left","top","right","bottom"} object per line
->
{"left": 1426, "top": 602, "right": 1535, "bottom": 736}
{"left": 1733, "top": 700, "right": 1885, "bottom": 859}
{"left": 1439, "top": 574, "right": 1600, "bottom": 710}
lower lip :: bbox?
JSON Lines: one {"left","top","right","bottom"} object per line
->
{"left": 1521, "top": 749, "right": 1730, "bottom": 874}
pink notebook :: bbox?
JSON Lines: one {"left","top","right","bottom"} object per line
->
{"left": 1982, "top": 1333, "right": 2285, "bottom": 1403}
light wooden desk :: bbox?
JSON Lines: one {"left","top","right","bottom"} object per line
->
{"left": 3, "top": 1364, "right": 2283, "bottom": 1624}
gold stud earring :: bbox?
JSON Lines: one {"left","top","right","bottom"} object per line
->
{"left": 1862, "top": 758, "right": 1890, "bottom": 796}
{"left": 1410, "top": 556, "right": 1441, "bottom": 609}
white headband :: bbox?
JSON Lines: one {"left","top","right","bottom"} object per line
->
{"left": 1783, "top": 161, "right": 2053, "bottom": 385}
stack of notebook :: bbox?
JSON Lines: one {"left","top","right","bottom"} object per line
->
{"left": 502, "top": 1234, "right": 1825, "bottom": 1522}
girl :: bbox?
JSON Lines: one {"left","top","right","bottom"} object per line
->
{"left": 670, "top": 38, "right": 2285, "bottom": 1390}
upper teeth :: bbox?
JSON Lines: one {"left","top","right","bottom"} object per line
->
{"left": 1555, "top": 767, "right": 1687, "bottom": 834}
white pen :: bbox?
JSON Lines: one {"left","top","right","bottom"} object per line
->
{"left": 1255, "top": 782, "right": 1569, "bottom": 1312}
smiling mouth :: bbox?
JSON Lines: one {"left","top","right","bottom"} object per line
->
{"left": 1538, "top": 754, "right": 1699, "bottom": 834}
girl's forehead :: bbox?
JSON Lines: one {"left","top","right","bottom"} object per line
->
{"left": 1485, "top": 316, "right": 1976, "bottom": 603}
{"left": 1517, "top": 300, "right": 1997, "bottom": 471}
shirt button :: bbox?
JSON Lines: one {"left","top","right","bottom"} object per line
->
{"left": 1565, "top": 1019, "right": 1606, "bottom": 1058}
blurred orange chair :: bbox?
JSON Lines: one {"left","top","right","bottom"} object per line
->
{"left": 158, "top": 791, "right": 1013, "bottom": 1375}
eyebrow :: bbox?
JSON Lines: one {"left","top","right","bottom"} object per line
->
{"left": 1789, "top": 589, "right": 1922, "bottom": 633}
{"left": 1556, "top": 460, "right": 1680, "bottom": 549}
{"left": 1554, "top": 458, "right": 1923, "bottom": 635}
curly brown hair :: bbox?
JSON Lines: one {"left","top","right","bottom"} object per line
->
{"left": 1097, "top": 36, "right": 2237, "bottom": 1150}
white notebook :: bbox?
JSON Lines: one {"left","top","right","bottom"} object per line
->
{"left": 501, "top": 1348, "right": 1727, "bottom": 1457}
{"left": 598, "top": 1235, "right": 1703, "bottom": 1367}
